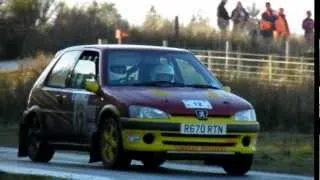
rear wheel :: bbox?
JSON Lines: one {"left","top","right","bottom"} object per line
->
{"left": 223, "top": 154, "right": 253, "bottom": 176}
{"left": 27, "top": 116, "right": 54, "bottom": 163}
{"left": 100, "top": 117, "right": 131, "bottom": 169}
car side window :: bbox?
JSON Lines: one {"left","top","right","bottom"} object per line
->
{"left": 70, "top": 51, "right": 99, "bottom": 89}
{"left": 46, "top": 51, "right": 81, "bottom": 88}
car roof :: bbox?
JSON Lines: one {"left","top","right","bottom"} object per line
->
{"left": 54, "top": 44, "right": 190, "bottom": 58}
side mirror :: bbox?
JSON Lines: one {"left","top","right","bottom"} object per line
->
{"left": 224, "top": 86, "right": 231, "bottom": 93}
{"left": 84, "top": 80, "right": 100, "bottom": 93}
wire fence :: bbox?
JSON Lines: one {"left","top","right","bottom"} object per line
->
{"left": 191, "top": 49, "right": 314, "bottom": 86}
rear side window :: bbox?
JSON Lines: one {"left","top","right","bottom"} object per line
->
{"left": 70, "top": 51, "right": 99, "bottom": 89}
{"left": 46, "top": 51, "right": 81, "bottom": 88}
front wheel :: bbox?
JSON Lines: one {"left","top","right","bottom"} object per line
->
{"left": 27, "top": 116, "right": 54, "bottom": 163}
{"left": 100, "top": 117, "right": 131, "bottom": 169}
{"left": 223, "top": 154, "right": 253, "bottom": 176}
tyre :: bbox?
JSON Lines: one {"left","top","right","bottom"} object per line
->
{"left": 27, "top": 115, "right": 54, "bottom": 163}
{"left": 223, "top": 154, "right": 253, "bottom": 176}
{"left": 142, "top": 157, "right": 165, "bottom": 169}
{"left": 100, "top": 117, "right": 131, "bottom": 169}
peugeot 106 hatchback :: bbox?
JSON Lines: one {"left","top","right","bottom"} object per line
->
{"left": 18, "top": 44, "right": 259, "bottom": 175}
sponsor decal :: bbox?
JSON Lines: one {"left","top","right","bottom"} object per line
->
{"left": 207, "top": 90, "right": 219, "bottom": 99}
{"left": 151, "top": 89, "right": 169, "bottom": 97}
{"left": 127, "top": 135, "right": 141, "bottom": 142}
{"left": 175, "top": 146, "right": 225, "bottom": 152}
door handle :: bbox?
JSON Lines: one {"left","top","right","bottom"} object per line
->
{"left": 56, "top": 94, "right": 66, "bottom": 104}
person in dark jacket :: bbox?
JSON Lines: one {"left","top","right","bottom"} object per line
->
{"left": 302, "top": 11, "right": 314, "bottom": 45}
{"left": 217, "top": 0, "right": 230, "bottom": 36}
{"left": 260, "top": 2, "right": 277, "bottom": 39}
{"left": 231, "top": 1, "right": 249, "bottom": 33}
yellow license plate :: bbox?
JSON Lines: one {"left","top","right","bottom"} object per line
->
{"left": 180, "top": 124, "right": 227, "bottom": 135}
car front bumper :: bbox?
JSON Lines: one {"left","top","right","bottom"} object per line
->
{"left": 120, "top": 117, "right": 259, "bottom": 155}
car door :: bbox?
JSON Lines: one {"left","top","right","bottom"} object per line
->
{"left": 41, "top": 50, "right": 81, "bottom": 139}
{"left": 67, "top": 50, "right": 100, "bottom": 140}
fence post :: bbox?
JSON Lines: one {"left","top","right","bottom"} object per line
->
{"left": 236, "top": 53, "right": 241, "bottom": 78}
{"left": 118, "top": 38, "right": 122, "bottom": 44}
{"left": 98, "top": 39, "right": 108, "bottom": 44}
{"left": 225, "top": 41, "right": 229, "bottom": 74}
{"left": 162, "top": 40, "right": 168, "bottom": 47}
{"left": 300, "top": 56, "right": 304, "bottom": 83}
{"left": 285, "top": 40, "right": 289, "bottom": 70}
{"left": 268, "top": 55, "right": 272, "bottom": 82}
{"left": 207, "top": 51, "right": 212, "bottom": 72}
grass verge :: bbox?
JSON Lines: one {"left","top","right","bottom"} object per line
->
{"left": 253, "top": 132, "right": 313, "bottom": 176}
{"left": 0, "top": 126, "right": 313, "bottom": 176}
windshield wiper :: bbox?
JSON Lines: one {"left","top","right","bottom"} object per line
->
{"left": 132, "top": 81, "right": 184, "bottom": 87}
{"left": 185, "top": 84, "right": 220, "bottom": 89}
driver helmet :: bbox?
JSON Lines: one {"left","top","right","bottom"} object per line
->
{"left": 150, "top": 64, "right": 175, "bottom": 82}
{"left": 109, "top": 65, "right": 126, "bottom": 81}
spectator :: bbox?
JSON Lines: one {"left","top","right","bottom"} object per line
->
{"left": 231, "top": 1, "right": 249, "bottom": 33}
{"left": 302, "top": 11, "right": 314, "bottom": 45}
{"left": 259, "top": 2, "right": 277, "bottom": 39}
{"left": 217, "top": 0, "right": 230, "bottom": 37}
{"left": 274, "top": 8, "right": 290, "bottom": 40}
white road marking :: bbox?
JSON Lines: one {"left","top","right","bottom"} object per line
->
{"left": 0, "top": 163, "right": 113, "bottom": 180}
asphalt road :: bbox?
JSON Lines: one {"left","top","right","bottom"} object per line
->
{"left": 0, "top": 147, "right": 313, "bottom": 180}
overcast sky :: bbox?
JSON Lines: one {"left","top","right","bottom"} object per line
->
{"left": 64, "top": 0, "right": 314, "bottom": 35}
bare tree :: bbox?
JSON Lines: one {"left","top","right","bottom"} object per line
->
{"left": 247, "top": 3, "right": 260, "bottom": 19}
{"left": 244, "top": 3, "right": 261, "bottom": 37}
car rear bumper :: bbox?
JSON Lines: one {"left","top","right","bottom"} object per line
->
{"left": 119, "top": 117, "right": 259, "bottom": 155}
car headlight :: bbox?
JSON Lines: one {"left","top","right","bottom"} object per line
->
{"left": 129, "top": 105, "right": 170, "bottom": 119}
{"left": 233, "top": 109, "right": 256, "bottom": 121}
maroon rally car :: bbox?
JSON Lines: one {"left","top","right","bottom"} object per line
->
{"left": 18, "top": 44, "right": 259, "bottom": 175}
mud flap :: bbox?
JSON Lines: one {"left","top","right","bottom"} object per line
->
{"left": 89, "top": 132, "right": 101, "bottom": 163}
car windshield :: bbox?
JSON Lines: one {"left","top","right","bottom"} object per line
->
{"left": 104, "top": 49, "right": 223, "bottom": 89}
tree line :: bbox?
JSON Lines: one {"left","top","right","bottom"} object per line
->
{"left": 0, "top": 0, "right": 312, "bottom": 60}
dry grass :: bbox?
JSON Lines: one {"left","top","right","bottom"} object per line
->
{"left": 0, "top": 52, "right": 50, "bottom": 125}
{"left": 219, "top": 76, "right": 313, "bottom": 134}
{"left": 253, "top": 132, "right": 313, "bottom": 176}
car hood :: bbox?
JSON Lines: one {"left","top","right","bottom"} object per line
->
{"left": 102, "top": 86, "right": 253, "bottom": 117}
